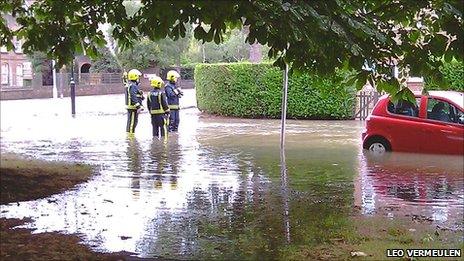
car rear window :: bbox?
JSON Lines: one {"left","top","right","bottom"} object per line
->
{"left": 387, "top": 98, "right": 421, "bottom": 117}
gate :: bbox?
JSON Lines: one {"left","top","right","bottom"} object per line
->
{"left": 355, "top": 91, "right": 381, "bottom": 120}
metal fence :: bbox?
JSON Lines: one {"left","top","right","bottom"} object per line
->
{"left": 60, "top": 73, "right": 122, "bottom": 86}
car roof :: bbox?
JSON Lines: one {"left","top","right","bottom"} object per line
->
{"left": 379, "top": 91, "right": 463, "bottom": 109}
{"left": 428, "top": 91, "right": 464, "bottom": 109}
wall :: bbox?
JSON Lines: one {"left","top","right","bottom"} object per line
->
{"left": 1, "top": 76, "right": 195, "bottom": 100}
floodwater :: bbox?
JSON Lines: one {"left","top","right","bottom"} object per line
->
{"left": 1, "top": 91, "right": 463, "bottom": 259}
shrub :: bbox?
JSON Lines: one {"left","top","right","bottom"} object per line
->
{"left": 195, "top": 63, "right": 356, "bottom": 119}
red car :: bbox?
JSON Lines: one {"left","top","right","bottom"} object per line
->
{"left": 362, "top": 91, "right": 464, "bottom": 155}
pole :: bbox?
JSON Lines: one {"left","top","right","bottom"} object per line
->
{"left": 280, "top": 63, "right": 289, "bottom": 149}
{"left": 70, "top": 57, "right": 76, "bottom": 115}
{"left": 52, "top": 60, "right": 57, "bottom": 98}
{"left": 280, "top": 148, "right": 291, "bottom": 243}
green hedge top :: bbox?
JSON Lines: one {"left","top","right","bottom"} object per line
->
{"left": 195, "top": 62, "right": 356, "bottom": 120}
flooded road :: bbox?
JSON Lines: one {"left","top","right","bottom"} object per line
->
{"left": 1, "top": 92, "right": 463, "bottom": 259}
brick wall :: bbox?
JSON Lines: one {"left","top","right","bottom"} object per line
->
{"left": 0, "top": 85, "right": 52, "bottom": 100}
{"left": 60, "top": 83, "right": 125, "bottom": 97}
{"left": 1, "top": 73, "right": 196, "bottom": 100}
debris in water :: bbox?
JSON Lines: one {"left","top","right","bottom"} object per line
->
{"left": 351, "top": 251, "right": 367, "bottom": 257}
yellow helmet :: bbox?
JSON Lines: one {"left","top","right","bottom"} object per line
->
{"left": 166, "top": 70, "right": 180, "bottom": 82}
{"left": 128, "top": 69, "right": 142, "bottom": 81}
{"left": 150, "top": 76, "right": 164, "bottom": 88}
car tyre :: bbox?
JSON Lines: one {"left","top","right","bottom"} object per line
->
{"left": 364, "top": 137, "right": 391, "bottom": 154}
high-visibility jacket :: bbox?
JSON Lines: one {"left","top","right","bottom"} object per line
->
{"left": 147, "top": 90, "right": 170, "bottom": 115}
{"left": 165, "top": 82, "right": 180, "bottom": 110}
{"left": 125, "top": 81, "right": 143, "bottom": 110}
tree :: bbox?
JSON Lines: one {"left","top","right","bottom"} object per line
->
{"left": 187, "top": 28, "right": 252, "bottom": 63}
{"left": 426, "top": 58, "right": 464, "bottom": 91}
{"left": 90, "top": 46, "right": 121, "bottom": 73}
{"left": 116, "top": 38, "right": 161, "bottom": 70}
{"left": 1, "top": 1, "right": 462, "bottom": 98}
{"left": 27, "top": 51, "right": 49, "bottom": 73}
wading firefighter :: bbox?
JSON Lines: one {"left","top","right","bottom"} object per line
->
{"left": 147, "top": 76, "right": 170, "bottom": 138}
{"left": 125, "top": 69, "right": 144, "bottom": 134}
{"left": 165, "top": 70, "right": 183, "bottom": 132}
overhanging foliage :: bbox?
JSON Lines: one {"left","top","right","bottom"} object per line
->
{"left": 1, "top": 1, "right": 462, "bottom": 98}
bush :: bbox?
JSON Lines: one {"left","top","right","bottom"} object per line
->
{"left": 195, "top": 63, "right": 356, "bottom": 119}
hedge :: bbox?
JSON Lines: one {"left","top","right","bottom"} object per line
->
{"left": 195, "top": 62, "right": 356, "bottom": 119}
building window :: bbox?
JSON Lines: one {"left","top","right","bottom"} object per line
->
{"left": 1, "top": 63, "right": 9, "bottom": 85}
{"left": 13, "top": 37, "right": 23, "bottom": 54}
{"left": 16, "top": 64, "right": 24, "bottom": 87}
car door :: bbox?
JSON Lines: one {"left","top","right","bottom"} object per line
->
{"left": 421, "top": 97, "right": 464, "bottom": 155}
{"left": 385, "top": 97, "right": 425, "bottom": 152}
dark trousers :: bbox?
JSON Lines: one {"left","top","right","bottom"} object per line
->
{"left": 169, "top": 109, "right": 180, "bottom": 130}
{"left": 126, "top": 109, "right": 139, "bottom": 133}
{"left": 151, "top": 114, "right": 168, "bottom": 137}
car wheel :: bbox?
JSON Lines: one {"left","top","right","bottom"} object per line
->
{"left": 364, "top": 137, "right": 391, "bottom": 154}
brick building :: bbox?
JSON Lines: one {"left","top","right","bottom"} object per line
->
{"left": 0, "top": 14, "right": 33, "bottom": 88}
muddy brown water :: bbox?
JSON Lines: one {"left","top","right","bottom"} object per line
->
{"left": 1, "top": 94, "right": 463, "bottom": 259}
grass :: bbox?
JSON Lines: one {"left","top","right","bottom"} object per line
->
{"left": 351, "top": 216, "right": 464, "bottom": 260}
{"left": 280, "top": 215, "right": 463, "bottom": 260}
{"left": 0, "top": 153, "right": 93, "bottom": 204}
{"left": 0, "top": 153, "right": 151, "bottom": 260}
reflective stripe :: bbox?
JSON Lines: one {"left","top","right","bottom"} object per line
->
{"left": 127, "top": 105, "right": 137, "bottom": 109}
{"left": 149, "top": 94, "right": 166, "bottom": 114}
{"left": 168, "top": 104, "right": 179, "bottom": 109}
{"left": 129, "top": 111, "right": 135, "bottom": 133}
{"left": 163, "top": 118, "right": 168, "bottom": 139}
{"left": 150, "top": 109, "right": 164, "bottom": 114}
{"left": 126, "top": 86, "right": 131, "bottom": 108}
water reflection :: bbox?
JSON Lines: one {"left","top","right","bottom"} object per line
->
{"left": 0, "top": 94, "right": 462, "bottom": 259}
{"left": 126, "top": 137, "right": 142, "bottom": 199}
{"left": 280, "top": 149, "right": 291, "bottom": 244}
{"left": 356, "top": 151, "right": 464, "bottom": 228}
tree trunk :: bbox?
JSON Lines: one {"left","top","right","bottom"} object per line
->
{"left": 249, "top": 43, "right": 262, "bottom": 63}
{"left": 243, "top": 25, "right": 262, "bottom": 63}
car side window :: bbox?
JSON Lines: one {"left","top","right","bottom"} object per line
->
{"left": 387, "top": 98, "right": 420, "bottom": 117}
{"left": 426, "top": 98, "right": 462, "bottom": 124}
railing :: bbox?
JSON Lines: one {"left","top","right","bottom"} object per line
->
{"left": 160, "top": 67, "right": 195, "bottom": 81}
{"left": 355, "top": 91, "right": 381, "bottom": 120}
{"left": 77, "top": 73, "right": 122, "bottom": 85}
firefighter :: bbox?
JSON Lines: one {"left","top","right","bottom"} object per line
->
{"left": 147, "top": 76, "right": 170, "bottom": 138}
{"left": 125, "top": 69, "right": 144, "bottom": 135}
{"left": 165, "top": 70, "right": 183, "bottom": 132}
